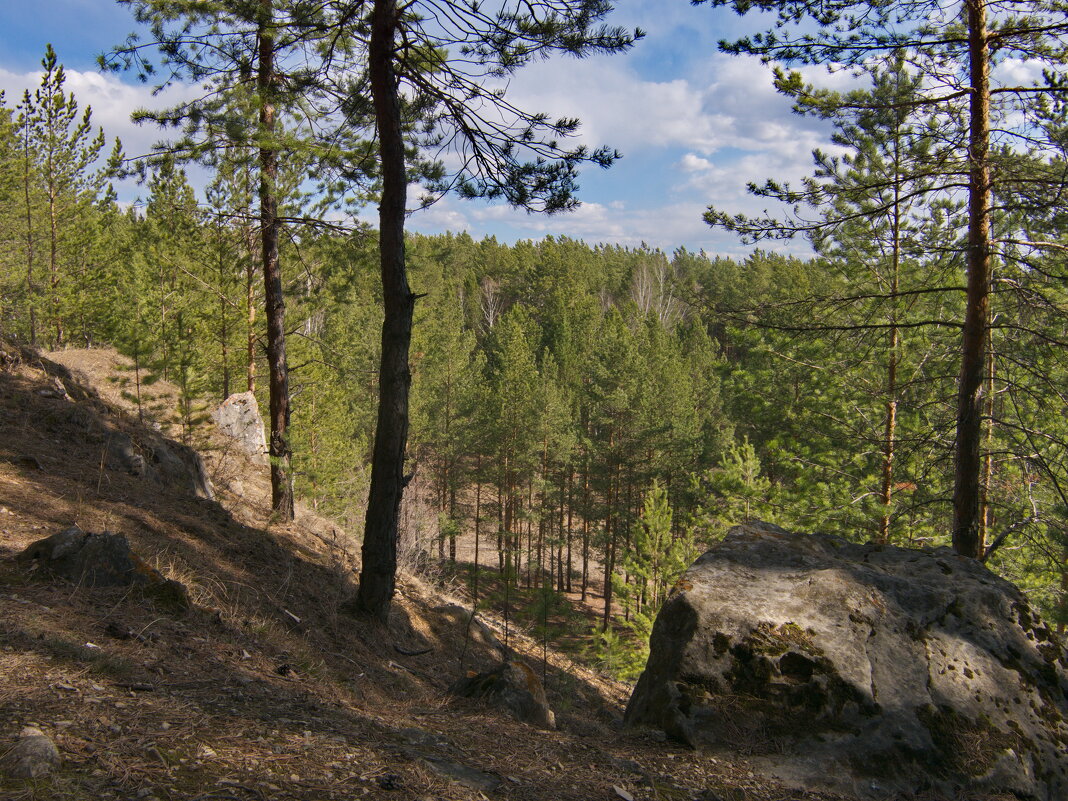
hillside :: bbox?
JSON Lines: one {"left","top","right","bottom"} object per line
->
{"left": 0, "top": 342, "right": 846, "bottom": 801}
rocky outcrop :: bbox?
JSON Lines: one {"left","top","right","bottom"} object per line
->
{"left": 625, "top": 522, "right": 1068, "bottom": 800}
{"left": 104, "top": 430, "right": 213, "bottom": 499}
{"left": 450, "top": 660, "right": 556, "bottom": 729}
{"left": 148, "top": 437, "right": 213, "bottom": 500}
{"left": 213, "top": 392, "right": 268, "bottom": 465}
{"left": 18, "top": 527, "right": 190, "bottom": 611}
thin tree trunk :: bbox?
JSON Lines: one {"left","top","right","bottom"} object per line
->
{"left": 979, "top": 329, "right": 995, "bottom": 553}
{"left": 449, "top": 486, "right": 457, "bottom": 563}
{"left": 357, "top": 0, "right": 415, "bottom": 621}
{"left": 879, "top": 142, "right": 902, "bottom": 545}
{"left": 602, "top": 451, "right": 617, "bottom": 632}
{"left": 581, "top": 456, "right": 590, "bottom": 601}
{"left": 558, "top": 467, "right": 566, "bottom": 592}
{"left": 47, "top": 153, "right": 62, "bottom": 349}
{"left": 953, "top": 0, "right": 991, "bottom": 559}
{"left": 258, "top": 0, "right": 294, "bottom": 520}
{"left": 566, "top": 468, "right": 574, "bottom": 593}
{"left": 219, "top": 244, "right": 231, "bottom": 399}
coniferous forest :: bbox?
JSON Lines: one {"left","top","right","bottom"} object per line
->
{"left": 3, "top": 0, "right": 1068, "bottom": 678}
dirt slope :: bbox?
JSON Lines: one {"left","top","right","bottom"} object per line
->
{"left": 0, "top": 342, "right": 845, "bottom": 801}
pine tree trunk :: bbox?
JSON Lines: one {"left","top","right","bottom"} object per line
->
{"left": 953, "top": 0, "right": 991, "bottom": 559}
{"left": 581, "top": 457, "right": 590, "bottom": 601}
{"left": 602, "top": 455, "right": 617, "bottom": 632}
{"left": 258, "top": 0, "right": 294, "bottom": 520}
{"left": 449, "top": 486, "right": 457, "bottom": 563}
{"left": 47, "top": 147, "right": 62, "bottom": 349}
{"left": 219, "top": 247, "right": 231, "bottom": 399}
{"left": 474, "top": 459, "right": 482, "bottom": 603}
{"left": 356, "top": 0, "right": 414, "bottom": 622}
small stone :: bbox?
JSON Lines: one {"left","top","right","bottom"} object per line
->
{"left": 160, "top": 721, "right": 170, "bottom": 730}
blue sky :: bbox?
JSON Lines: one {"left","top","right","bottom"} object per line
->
{"left": 0, "top": 0, "right": 838, "bottom": 256}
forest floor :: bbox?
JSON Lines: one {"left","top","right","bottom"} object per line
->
{"left": 0, "top": 341, "right": 854, "bottom": 801}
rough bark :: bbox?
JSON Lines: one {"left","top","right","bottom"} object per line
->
{"left": 953, "top": 0, "right": 991, "bottom": 559}
{"left": 356, "top": 0, "right": 414, "bottom": 622}
{"left": 258, "top": 0, "right": 294, "bottom": 520}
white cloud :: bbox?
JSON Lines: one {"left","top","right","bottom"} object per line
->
{"left": 680, "top": 153, "right": 714, "bottom": 172}
{"left": 995, "top": 58, "right": 1047, "bottom": 86}
{"left": 501, "top": 50, "right": 837, "bottom": 163}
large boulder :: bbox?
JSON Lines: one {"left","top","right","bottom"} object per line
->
{"left": 1, "top": 726, "right": 61, "bottom": 779}
{"left": 105, "top": 430, "right": 213, "bottom": 500}
{"left": 450, "top": 660, "right": 556, "bottom": 730}
{"left": 624, "top": 522, "right": 1068, "bottom": 800}
{"left": 212, "top": 391, "right": 268, "bottom": 465}
{"left": 148, "top": 438, "right": 214, "bottom": 500}
{"left": 18, "top": 527, "right": 190, "bottom": 611}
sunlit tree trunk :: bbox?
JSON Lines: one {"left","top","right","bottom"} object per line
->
{"left": 357, "top": 0, "right": 415, "bottom": 621}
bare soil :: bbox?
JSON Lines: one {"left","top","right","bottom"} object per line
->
{"left": 0, "top": 341, "right": 849, "bottom": 801}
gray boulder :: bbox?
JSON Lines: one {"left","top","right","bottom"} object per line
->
{"left": 624, "top": 522, "right": 1068, "bottom": 800}
{"left": 148, "top": 439, "right": 213, "bottom": 500}
{"left": 450, "top": 660, "right": 556, "bottom": 730}
{"left": 212, "top": 391, "right": 268, "bottom": 465}
{"left": 2, "top": 726, "right": 60, "bottom": 779}
{"left": 104, "top": 429, "right": 213, "bottom": 499}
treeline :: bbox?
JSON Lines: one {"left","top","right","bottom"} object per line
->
{"left": 1, "top": 48, "right": 1066, "bottom": 641}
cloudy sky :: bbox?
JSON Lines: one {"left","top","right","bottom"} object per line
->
{"left": 0, "top": 0, "right": 839, "bottom": 256}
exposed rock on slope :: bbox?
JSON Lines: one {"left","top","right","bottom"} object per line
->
{"left": 212, "top": 391, "right": 268, "bottom": 465}
{"left": 18, "top": 526, "right": 190, "bottom": 609}
{"left": 625, "top": 521, "right": 1068, "bottom": 800}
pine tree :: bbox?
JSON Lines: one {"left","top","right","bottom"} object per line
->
{"left": 355, "top": 0, "right": 641, "bottom": 621}
{"left": 0, "top": 93, "right": 21, "bottom": 338}
{"left": 25, "top": 45, "right": 107, "bottom": 349}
